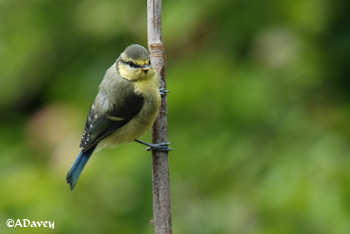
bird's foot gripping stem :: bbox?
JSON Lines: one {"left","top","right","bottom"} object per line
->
{"left": 134, "top": 139, "right": 172, "bottom": 152}
{"left": 159, "top": 88, "right": 169, "bottom": 96}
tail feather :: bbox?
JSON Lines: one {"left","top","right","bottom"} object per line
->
{"left": 66, "top": 147, "right": 96, "bottom": 191}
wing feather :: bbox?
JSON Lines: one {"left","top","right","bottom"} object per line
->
{"left": 80, "top": 91, "right": 144, "bottom": 153}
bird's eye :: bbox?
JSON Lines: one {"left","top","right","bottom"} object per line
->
{"left": 127, "top": 61, "right": 135, "bottom": 67}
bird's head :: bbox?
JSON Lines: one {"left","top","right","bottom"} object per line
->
{"left": 117, "top": 44, "right": 155, "bottom": 81}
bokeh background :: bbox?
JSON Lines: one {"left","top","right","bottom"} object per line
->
{"left": 1, "top": 0, "right": 350, "bottom": 233}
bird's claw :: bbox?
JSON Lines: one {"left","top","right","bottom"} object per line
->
{"left": 146, "top": 142, "right": 172, "bottom": 152}
{"left": 159, "top": 88, "right": 169, "bottom": 95}
{"left": 134, "top": 139, "right": 171, "bottom": 152}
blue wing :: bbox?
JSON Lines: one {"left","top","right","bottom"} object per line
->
{"left": 80, "top": 93, "right": 144, "bottom": 152}
{"left": 66, "top": 90, "right": 144, "bottom": 190}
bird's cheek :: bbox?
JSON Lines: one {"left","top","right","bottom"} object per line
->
{"left": 137, "top": 70, "right": 144, "bottom": 77}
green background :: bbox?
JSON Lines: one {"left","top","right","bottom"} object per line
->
{"left": 1, "top": 0, "right": 350, "bottom": 233}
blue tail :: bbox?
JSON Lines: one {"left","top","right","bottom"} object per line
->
{"left": 66, "top": 146, "right": 96, "bottom": 191}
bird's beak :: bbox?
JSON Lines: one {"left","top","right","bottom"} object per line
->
{"left": 142, "top": 65, "right": 150, "bottom": 71}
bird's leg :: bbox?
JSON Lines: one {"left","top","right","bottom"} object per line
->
{"left": 134, "top": 139, "right": 172, "bottom": 152}
{"left": 159, "top": 88, "right": 169, "bottom": 96}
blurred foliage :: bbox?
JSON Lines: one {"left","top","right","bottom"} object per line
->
{"left": 1, "top": 0, "right": 350, "bottom": 233}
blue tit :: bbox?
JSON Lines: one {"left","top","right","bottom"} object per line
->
{"left": 66, "top": 44, "right": 171, "bottom": 191}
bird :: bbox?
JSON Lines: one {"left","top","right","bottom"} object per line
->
{"left": 66, "top": 44, "right": 171, "bottom": 191}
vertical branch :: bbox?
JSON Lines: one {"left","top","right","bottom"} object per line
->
{"left": 147, "top": 0, "right": 173, "bottom": 234}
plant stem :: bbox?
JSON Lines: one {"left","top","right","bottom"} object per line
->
{"left": 147, "top": 0, "right": 173, "bottom": 233}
